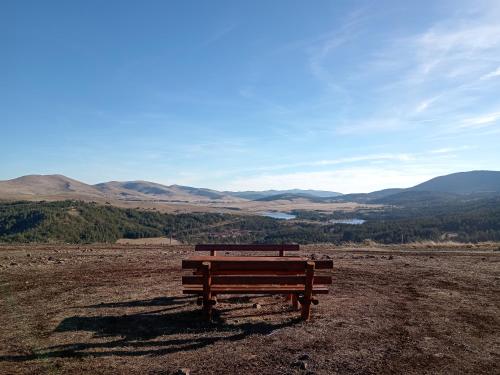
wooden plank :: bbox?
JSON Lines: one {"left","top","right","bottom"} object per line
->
{"left": 183, "top": 256, "right": 332, "bottom": 268}
{"left": 183, "top": 285, "right": 329, "bottom": 294}
{"left": 195, "top": 244, "right": 300, "bottom": 252}
{"left": 186, "top": 256, "right": 307, "bottom": 261}
{"left": 182, "top": 275, "right": 332, "bottom": 285}
{"left": 192, "top": 270, "right": 309, "bottom": 276}
{"left": 184, "top": 259, "right": 303, "bottom": 270}
{"left": 204, "top": 261, "right": 307, "bottom": 272}
{"left": 183, "top": 259, "right": 333, "bottom": 271}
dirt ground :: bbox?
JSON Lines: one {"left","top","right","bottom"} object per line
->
{"left": 0, "top": 243, "right": 499, "bottom": 374}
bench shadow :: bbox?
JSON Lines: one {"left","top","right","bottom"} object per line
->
{"left": 0, "top": 296, "right": 299, "bottom": 362}
{"left": 82, "top": 295, "right": 194, "bottom": 309}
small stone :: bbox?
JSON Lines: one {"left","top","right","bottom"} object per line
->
{"left": 174, "top": 368, "right": 190, "bottom": 375}
{"left": 252, "top": 303, "right": 261, "bottom": 309}
{"left": 388, "top": 255, "right": 394, "bottom": 260}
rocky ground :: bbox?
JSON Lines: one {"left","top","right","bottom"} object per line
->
{"left": 0, "top": 243, "right": 499, "bottom": 374}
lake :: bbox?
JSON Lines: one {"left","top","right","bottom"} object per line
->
{"left": 260, "top": 211, "right": 296, "bottom": 220}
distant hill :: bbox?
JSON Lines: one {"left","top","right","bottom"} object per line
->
{"left": 253, "top": 192, "right": 328, "bottom": 202}
{"left": 172, "top": 185, "right": 228, "bottom": 200}
{"left": 94, "top": 181, "right": 234, "bottom": 201}
{"left": 1, "top": 171, "right": 499, "bottom": 206}
{"left": 0, "top": 175, "right": 240, "bottom": 203}
{"left": 409, "top": 171, "right": 500, "bottom": 194}
{"left": 333, "top": 188, "right": 405, "bottom": 203}
{"left": 0, "top": 175, "right": 104, "bottom": 200}
{"left": 372, "top": 190, "right": 462, "bottom": 205}
{"left": 226, "top": 189, "right": 342, "bottom": 200}
{"left": 333, "top": 171, "right": 500, "bottom": 205}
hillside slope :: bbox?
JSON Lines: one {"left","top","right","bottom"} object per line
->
{"left": 0, "top": 175, "right": 104, "bottom": 200}
{"left": 226, "top": 189, "right": 342, "bottom": 200}
{"left": 94, "top": 181, "right": 237, "bottom": 202}
{"left": 409, "top": 170, "right": 500, "bottom": 194}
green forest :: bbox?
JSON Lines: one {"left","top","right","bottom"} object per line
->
{"left": 1, "top": 199, "right": 500, "bottom": 244}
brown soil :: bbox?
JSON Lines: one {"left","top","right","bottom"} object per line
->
{"left": 0, "top": 244, "right": 499, "bottom": 374}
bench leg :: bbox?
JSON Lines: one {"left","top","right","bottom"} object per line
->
{"left": 301, "top": 262, "right": 315, "bottom": 320}
{"left": 300, "top": 299, "right": 311, "bottom": 320}
{"left": 203, "top": 299, "right": 212, "bottom": 320}
{"left": 202, "top": 262, "right": 212, "bottom": 321}
{"left": 292, "top": 294, "right": 299, "bottom": 310}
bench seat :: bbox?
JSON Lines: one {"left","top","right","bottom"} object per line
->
{"left": 181, "top": 256, "right": 333, "bottom": 320}
{"left": 183, "top": 284, "right": 330, "bottom": 294}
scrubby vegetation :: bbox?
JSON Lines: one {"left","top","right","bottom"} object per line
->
{"left": 0, "top": 201, "right": 230, "bottom": 243}
{"left": 1, "top": 198, "right": 500, "bottom": 244}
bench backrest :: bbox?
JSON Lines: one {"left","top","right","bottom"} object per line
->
{"left": 195, "top": 244, "right": 299, "bottom": 256}
{"left": 182, "top": 258, "right": 333, "bottom": 286}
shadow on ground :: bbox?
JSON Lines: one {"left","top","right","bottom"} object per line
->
{"left": 0, "top": 296, "right": 299, "bottom": 362}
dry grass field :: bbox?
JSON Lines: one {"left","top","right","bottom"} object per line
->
{"left": 1, "top": 243, "right": 499, "bottom": 374}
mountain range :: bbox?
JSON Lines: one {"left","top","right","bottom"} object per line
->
{"left": 0, "top": 170, "right": 499, "bottom": 205}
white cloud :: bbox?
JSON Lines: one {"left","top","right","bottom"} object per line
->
{"left": 415, "top": 96, "right": 440, "bottom": 113}
{"left": 225, "top": 166, "right": 449, "bottom": 193}
{"left": 460, "top": 111, "right": 500, "bottom": 129}
{"left": 413, "top": 23, "right": 500, "bottom": 78}
{"left": 429, "top": 145, "right": 472, "bottom": 154}
{"left": 246, "top": 153, "right": 417, "bottom": 172}
{"left": 480, "top": 66, "right": 500, "bottom": 80}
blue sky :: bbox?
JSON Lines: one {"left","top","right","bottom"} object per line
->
{"left": 2, "top": 0, "right": 499, "bottom": 193}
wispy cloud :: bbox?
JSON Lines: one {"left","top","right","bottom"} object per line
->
{"left": 327, "top": 3, "right": 500, "bottom": 136}
{"left": 307, "top": 7, "right": 371, "bottom": 93}
{"left": 413, "top": 24, "right": 500, "bottom": 79}
{"left": 459, "top": 111, "right": 500, "bottom": 129}
{"left": 225, "top": 165, "right": 451, "bottom": 193}
{"left": 429, "top": 145, "right": 472, "bottom": 154}
{"left": 246, "top": 153, "right": 417, "bottom": 173}
{"left": 203, "top": 24, "right": 237, "bottom": 45}
{"left": 415, "top": 96, "right": 441, "bottom": 113}
{"left": 480, "top": 66, "right": 500, "bottom": 80}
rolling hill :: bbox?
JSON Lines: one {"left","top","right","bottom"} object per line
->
{"left": 409, "top": 170, "right": 500, "bottom": 194}
{"left": 94, "top": 181, "right": 236, "bottom": 202}
{"left": 226, "top": 189, "right": 342, "bottom": 200}
{"left": 333, "top": 171, "right": 500, "bottom": 205}
{"left": 0, "top": 175, "right": 240, "bottom": 204}
{"left": 1, "top": 170, "right": 499, "bottom": 206}
{"left": 0, "top": 175, "right": 104, "bottom": 200}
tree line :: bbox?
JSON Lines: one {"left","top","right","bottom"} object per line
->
{"left": 1, "top": 199, "right": 500, "bottom": 244}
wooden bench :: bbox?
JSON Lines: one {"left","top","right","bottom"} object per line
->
{"left": 195, "top": 244, "right": 300, "bottom": 302}
{"left": 182, "top": 256, "right": 333, "bottom": 321}
{"left": 195, "top": 244, "right": 300, "bottom": 257}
